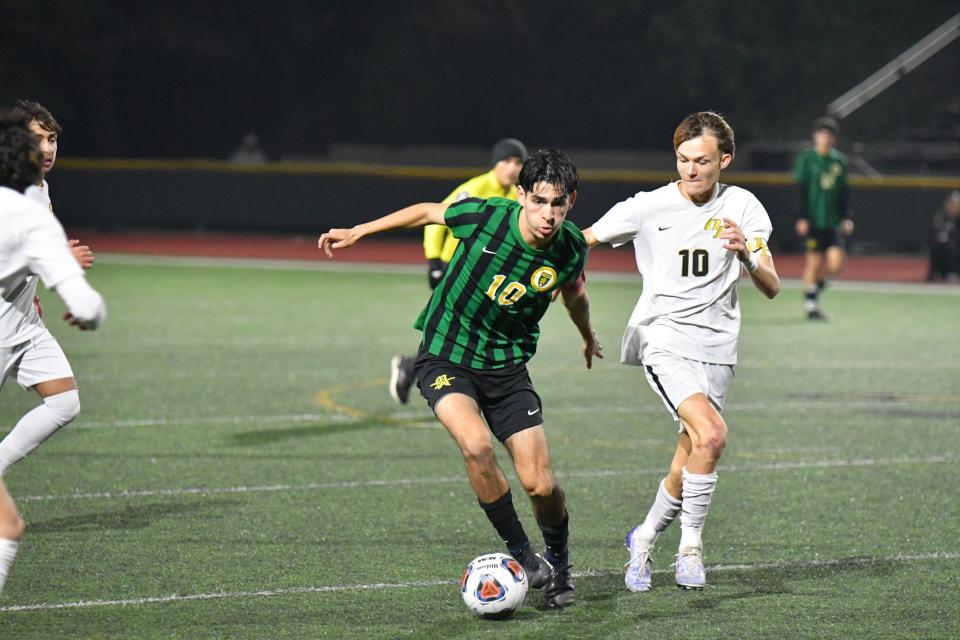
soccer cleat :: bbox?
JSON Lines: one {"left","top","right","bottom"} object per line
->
{"left": 513, "top": 548, "right": 553, "bottom": 590}
{"left": 545, "top": 564, "right": 575, "bottom": 608}
{"left": 806, "top": 309, "right": 829, "bottom": 321}
{"left": 624, "top": 526, "right": 653, "bottom": 592}
{"left": 674, "top": 548, "right": 706, "bottom": 590}
{"left": 388, "top": 355, "right": 416, "bottom": 404}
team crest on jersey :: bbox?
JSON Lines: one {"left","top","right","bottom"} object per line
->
{"left": 430, "top": 374, "right": 456, "bottom": 390}
{"left": 529, "top": 267, "right": 558, "bottom": 292}
{"left": 704, "top": 217, "right": 724, "bottom": 238}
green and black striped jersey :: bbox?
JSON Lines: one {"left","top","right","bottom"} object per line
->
{"left": 413, "top": 197, "right": 588, "bottom": 369}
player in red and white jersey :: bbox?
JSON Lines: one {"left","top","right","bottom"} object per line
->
{"left": 0, "top": 101, "right": 95, "bottom": 478}
{"left": 0, "top": 107, "right": 106, "bottom": 594}
{"left": 584, "top": 112, "right": 780, "bottom": 593}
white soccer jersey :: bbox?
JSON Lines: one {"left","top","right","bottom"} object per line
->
{"left": 592, "top": 181, "right": 772, "bottom": 365}
{"left": 0, "top": 186, "right": 82, "bottom": 348}
{"left": 24, "top": 179, "right": 52, "bottom": 211}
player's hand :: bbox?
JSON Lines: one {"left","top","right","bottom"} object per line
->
{"left": 841, "top": 219, "right": 854, "bottom": 236}
{"left": 583, "top": 329, "right": 603, "bottom": 369}
{"left": 318, "top": 228, "right": 360, "bottom": 258}
{"left": 69, "top": 239, "right": 95, "bottom": 269}
{"left": 33, "top": 295, "right": 43, "bottom": 318}
{"left": 795, "top": 218, "right": 809, "bottom": 237}
{"left": 719, "top": 218, "right": 749, "bottom": 262}
{"left": 63, "top": 312, "right": 91, "bottom": 330}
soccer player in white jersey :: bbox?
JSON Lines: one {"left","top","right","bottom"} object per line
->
{"left": 583, "top": 112, "right": 780, "bottom": 592}
{"left": 0, "top": 101, "right": 95, "bottom": 477}
{"left": 0, "top": 107, "right": 106, "bottom": 593}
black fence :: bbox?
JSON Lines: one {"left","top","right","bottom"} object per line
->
{"left": 50, "top": 161, "right": 958, "bottom": 254}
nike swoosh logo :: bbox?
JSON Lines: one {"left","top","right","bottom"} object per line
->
{"left": 482, "top": 246, "right": 496, "bottom": 255}
{"left": 527, "top": 408, "right": 540, "bottom": 416}
{"left": 658, "top": 226, "right": 672, "bottom": 231}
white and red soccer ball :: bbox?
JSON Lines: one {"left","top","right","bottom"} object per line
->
{"left": 460, "top": 552, "right": 528, "bottom": 619}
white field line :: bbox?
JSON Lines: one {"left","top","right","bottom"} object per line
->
{"left": 1, "top": 551, "right": 956, "bottom": 613}
{"left": 18, "top": 453, "right": 956, "bottom": 503}
{"left": 94, "top": 253, "right": 960, "bottom": 296}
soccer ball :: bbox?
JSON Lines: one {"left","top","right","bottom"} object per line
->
{"left": 460, "top": 552, "right": 528, "bottom": 619}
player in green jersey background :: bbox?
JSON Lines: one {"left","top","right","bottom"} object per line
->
{"left": 794, "top": 116, "right": 853, "bottom": 320}
{"left": 319, "top": 148, "right": 602, "bottom": 610}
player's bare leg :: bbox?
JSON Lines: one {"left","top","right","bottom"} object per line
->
{"left": 0, "top": 479, "right": 23, "bottom": 594}
{"left": 824, "top": 246, "right": 846, "bottom": 279}
{"left": 667, "top": 394, "right": 728, "bottom": 589}
{"left": 0, "top": 376, "right": 80, "bottom": 475}
{"left": 505, "top": 425, "right": 574, "bottom": 606}
{"left": 803, "top": 251, "right": 828, "bottom": 319}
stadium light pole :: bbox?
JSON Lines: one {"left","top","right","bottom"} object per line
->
{"left": 827, "top": 12, "right": 960, "bottom": 120}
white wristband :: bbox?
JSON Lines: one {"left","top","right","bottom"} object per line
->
{"left": 745, "top": 253, "right": 759, "bottom": 273}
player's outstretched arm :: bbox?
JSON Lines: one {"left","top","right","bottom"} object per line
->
{"left": 719, "top": 217, "right": 780, "bottom": 299}
{"left": 318, "top": 203, "right": 448, "bottom": 258}
{"left": 559, "top": 274, "right": 603, "bottom": 369}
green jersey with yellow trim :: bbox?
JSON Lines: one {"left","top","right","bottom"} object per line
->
{"left": 414, "top": 197, "right": 587, "bottom": 369}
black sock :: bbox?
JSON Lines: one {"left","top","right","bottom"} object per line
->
{"left": 804, "top": 289, "right": 818, "bottom": 302}
{"left": 816, "top": 279, "right": 826, "bottom": 293}
{"left": 539, "top": 512, "right": 570, "bottom": 568}
{"left": 479, "top": 490, "right": 529, "bottom": 555}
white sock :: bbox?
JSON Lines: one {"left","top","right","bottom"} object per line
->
{"left": 636, "top": 479, "right": 682, "bottom": 550}
{"left": 0, "top": 390, "right": 81, "bottom": 476}
{"left": 0, "top": 538, "right": 19, "bottom": 594}
{"left": 679, "top": 466, "right": 718, "bottom": 553}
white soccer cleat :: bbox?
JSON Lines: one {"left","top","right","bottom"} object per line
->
{"left": 624, "top": 526, "right": 653, "bottom": 592}
{"left": 674, "top": 547, "right": 706, "bottom": 590}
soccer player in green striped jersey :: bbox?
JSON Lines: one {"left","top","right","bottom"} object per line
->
{"left": 794, "top": 116, "right": 853, "bottom": 320}
{"left": 319, "top": 148, "right": 603, "bottom": 609}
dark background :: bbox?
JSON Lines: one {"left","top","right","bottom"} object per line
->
{"left": 1, "top": 1, "right": 957, "bottom": 251}
{"left": 2, "top": 0, "right": 957, "bottom": 159}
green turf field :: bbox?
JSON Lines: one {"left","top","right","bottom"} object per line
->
{"left": 1, "top": 257, "right": 958, "bottom": 639}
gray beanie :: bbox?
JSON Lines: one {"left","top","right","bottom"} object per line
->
{"left": 491, "top": 138, "right": 528, "bottom": 164}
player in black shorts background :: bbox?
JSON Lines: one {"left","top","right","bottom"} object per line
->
{"left": 318, "top": 148, "right": 603, "bottom": 609}
{"left": 794, "top": 117, "right": 854, "bottom": 320}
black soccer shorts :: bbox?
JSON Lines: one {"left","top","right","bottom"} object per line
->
{"left": 805, "top": 226, "right": 846, "bottom": 252}
{"left": 413, "top": 348, "right": 544, "bottom": 443}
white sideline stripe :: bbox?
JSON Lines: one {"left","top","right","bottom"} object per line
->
{"left": 18, "top": 453, "right": 955, "bottom": 503}
{"left": 1, "top": 551, "right": 956, "bottom": 613}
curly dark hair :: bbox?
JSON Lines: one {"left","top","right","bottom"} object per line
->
{"left": 0, "top": 107, "right": 42, "bottom": 193}
{"left": 15, "top": 99, "right": 62, "bottom": 136}
{"left": 519, "top": 148, "right": 579, "bottom": 197}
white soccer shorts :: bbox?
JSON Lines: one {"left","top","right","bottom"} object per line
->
{"left": 640, "top": 348, "right": 733, "bottom": 429}
{"left": 0, "top": 330, "right": 75, "bottom": 392}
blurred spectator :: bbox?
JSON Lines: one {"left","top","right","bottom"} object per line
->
{"left": 927, "top": 190, "right": 960, "bottom": 283}
{"left": 229, "top": 132, "right": 267, "bottom": 164}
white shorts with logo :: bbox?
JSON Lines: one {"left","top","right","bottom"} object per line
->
{"left": 641, "top": 347, "right": 734, "bottom": 431}
{"left": 0, "top": 330, "right": 74, "bottom": 392}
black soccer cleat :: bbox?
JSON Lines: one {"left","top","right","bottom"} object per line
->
{"left": 513, "top": 548, "right": 553, "bottom": 590}
{"left": 545, "top": 564, "right": 575, "bottom": 609}
{"left": 806, "top": 309, "right": 830, "bottom": 321}
{"left": 388, "top": 355, "right": 416, "bottom": 404}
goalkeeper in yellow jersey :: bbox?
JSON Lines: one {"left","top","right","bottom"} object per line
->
{"left": 390, "top": 138, "right": 528, "bottom": 404}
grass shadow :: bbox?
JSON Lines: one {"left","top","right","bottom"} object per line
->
{"left": 28, "top": 499, "right": 235, "bottom": 534}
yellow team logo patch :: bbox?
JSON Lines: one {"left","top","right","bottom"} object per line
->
{"left": 704, "top": 217, "right": 724, "bottom": 238}
{"left": 430, "top": 374, "right": 456, "bottom": 390}
{"left": 530, "top": 267, "right": 558, "bottom": 292}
